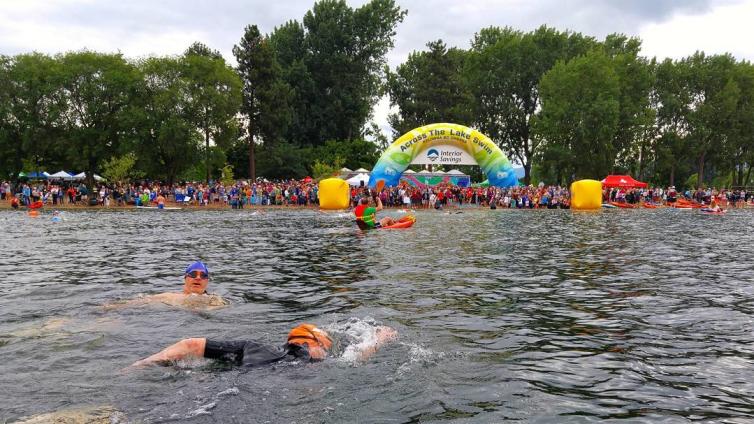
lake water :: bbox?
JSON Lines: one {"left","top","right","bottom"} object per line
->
{"left": 2, "top": 207, "right": 754, "bottom": 423}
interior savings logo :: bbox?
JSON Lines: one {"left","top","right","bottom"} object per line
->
{"left": 427, "top": 149, "right": 439, "bottom": 161}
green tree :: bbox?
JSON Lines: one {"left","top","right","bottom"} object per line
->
{"left": 685, "top": 52, "right": 739, "bottom": 188}
{"left": 134, "top": 56, "right": 200, "bottom": 185}
{"left": 729, "top": 61, "right": 754, "bottom": 186}
{"left": 601, "top": 34, "right": 656, "bottom": 176}
{"left": 58, "top": 51, "right": 141, "bottom": 189}
{"left": 311, "top": 157, "right": 344, "bottom": 179}
{"left": 255, "top": 142, "right": 312, "bottom": 179}
{"left": 269, "top": 0, "right": 405, "bottom": 145}
{"left": 0, "top": 53, "right": 65, "bottom": 182}
{"left": 233, "top": 24, "right": 292, "bottom": 180}
{"left": 220, "top": 164, "right": 235, "bottom": 186}
{"left": 182, "top": 47, "right": 242, "bottom": 183}
{"left": 653, "top": 58, "right": 695, "bottom": 186}
{"left": 312, "top": 138, "right": 380, "bottom": 170}
{"left": 184, "top": 41, "right": 224, "bottom": 60}
{"left": 101, "top": 152, "right": 142, "bottom": 183}
{"left": 387, "top": 40, "right": 474, "bottom": 137}
{"left": 466, "top": 25, "right": 597, "bottom": 184}
{"left": 534, "top": 50, "right": 621, "bottom": 180}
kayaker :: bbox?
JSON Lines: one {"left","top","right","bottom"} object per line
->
{"left": 354, "top": 193, "right": 396, "bottom": 229}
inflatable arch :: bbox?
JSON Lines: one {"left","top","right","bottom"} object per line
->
{"left": 368, "top": 123, "right": 518, "bottom": 188}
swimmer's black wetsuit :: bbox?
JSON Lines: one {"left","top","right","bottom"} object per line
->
{"left": 204, "top": 340, "right": 313, "bottom": 367}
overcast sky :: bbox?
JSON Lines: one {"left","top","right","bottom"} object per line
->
{"left": 2, "top": 0, "right": 751, "bottom": 136}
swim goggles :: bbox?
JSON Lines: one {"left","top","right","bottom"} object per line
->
{"left": 186, "top": 270, "right": 209, "bottom": 279}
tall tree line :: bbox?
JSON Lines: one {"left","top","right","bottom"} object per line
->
{"left": 0, "top": 48, "right": 240, "bottom": 187}
{"left": 389, "top": 25, "right": 754, "bottom": 188}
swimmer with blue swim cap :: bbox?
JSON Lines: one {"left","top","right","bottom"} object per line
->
{"left": 104, "top": 261, "right": 227, "bottom": 310}
{"left": 183, "top": 261, "right": 210, "bottom": 295}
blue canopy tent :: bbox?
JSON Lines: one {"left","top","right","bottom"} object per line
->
{"left": 26, "top": 171, "right": 50, "bottom": 179}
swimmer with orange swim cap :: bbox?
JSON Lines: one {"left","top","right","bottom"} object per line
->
{"left": 130, "top": 323, "right": 397, "bottom": 367}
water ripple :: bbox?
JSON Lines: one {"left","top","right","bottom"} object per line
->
{"left": 2, "top": 208, "right": 754, "bottom": 422}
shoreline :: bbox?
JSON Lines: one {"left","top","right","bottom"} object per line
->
{"left": 2, "top": 199, "right": 752, "bottom": 212}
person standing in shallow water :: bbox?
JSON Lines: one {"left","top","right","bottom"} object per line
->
{"left": 104, "top": 261, "right": 227, "bottom": 310}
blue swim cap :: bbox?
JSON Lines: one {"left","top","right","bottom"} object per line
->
{"left": 185, "top": 261, "right": 209, "bottom": 275}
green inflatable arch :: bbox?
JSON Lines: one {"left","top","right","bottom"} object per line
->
{"left": 368, "top": 123, "right": 517, "bottom": 187}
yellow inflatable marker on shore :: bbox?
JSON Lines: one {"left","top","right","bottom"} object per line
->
{"left": 319, "top": 178, "right": 350, "bottom": 210}
{"left": 571, "top": 179, "right": 602, "bottom": 210}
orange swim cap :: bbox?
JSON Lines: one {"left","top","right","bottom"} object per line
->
{"left": 287, "top": 323, "right": 332, "bottom": 360}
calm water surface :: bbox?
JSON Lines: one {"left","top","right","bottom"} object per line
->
{"left": 1, "top": 207, "right": 754, "bottom": 423}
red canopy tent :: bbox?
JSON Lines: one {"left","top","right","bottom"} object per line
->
{"left": 601, "top": 175, "right": 647, "bottom": 188}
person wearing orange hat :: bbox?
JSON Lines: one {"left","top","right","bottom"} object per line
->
{"left": 130, "top": 323, "right": 397, "bottom": 368}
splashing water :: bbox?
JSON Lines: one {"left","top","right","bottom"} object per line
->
{"left": 325, "top": 317, "right": 386, "bottom": 364}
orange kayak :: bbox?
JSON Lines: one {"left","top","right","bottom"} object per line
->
{"left": 642, "top": 203, "right": 657, "bottom": 209}
{"left": 610, "top": 202, "right": 636, "bottom": 209}
{"left": 676, "top": 200, "right": 703, "bottom": 208}
{"left": 28, "top": 200, "right": 44, "bottom": 209}
{"left": 381, "top": 215, "right": 416, "bottom": 229}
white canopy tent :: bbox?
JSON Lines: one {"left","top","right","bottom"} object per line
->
{"left": 49, "top": 170, "right": 74, "bottom": 180}
{"left": 72, "top": 172, "right": 105, "bottom": 181}
{"left": 353, "top": 167, "right": 370, "bottom": 174}
{"left": 402, "top": 169, "right": 416, "bottom": 174}
{"left": 446, "top": 169, "right": 466, "bottom": 176}
{"left": 346, "top": 173, "right": 370, "bottom": 186}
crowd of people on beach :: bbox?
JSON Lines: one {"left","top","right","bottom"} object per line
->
{"left": 605, "top": 186, "right": 753, "bottom": 207}
{"left": 1, "top": 178, "right": 752, "bottom": 210}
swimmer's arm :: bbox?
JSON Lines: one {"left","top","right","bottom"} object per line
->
{"left": 375, "top": 196, "right": 384, "bottom": 212}
{"left": 356, "top": 326, "right": 397, "bottom": 362}
{"left": 102, "top": 293, "right": 174, "bottom": 310}
{"left": 130, "top": 337, "right": 207, "bottom": 367}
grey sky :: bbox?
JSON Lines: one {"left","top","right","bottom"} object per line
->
{"left": 1, "top": 0, "right": 750, "bottom": 135}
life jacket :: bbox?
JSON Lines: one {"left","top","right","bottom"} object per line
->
{"left": 354, "top": 204, "right": 375, "bottom": 229}
{"left": 287, "top": 324, "right": 332, "bottom": 360}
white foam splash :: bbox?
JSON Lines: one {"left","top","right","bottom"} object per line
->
{"left": 216, "top": 387, "right": 239, "bottom": 397}
{"left": 185, "top": 401, "right": 216, "bottom": 418}
{"left": 325, "top": 317, "right": 384, "bottom": 365}
{"left": 395, "top": 343, "right": 444, "bottom": 377}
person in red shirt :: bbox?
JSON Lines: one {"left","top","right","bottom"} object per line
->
{"left": 66, "top": 186, "right": 77, "bottom": 204}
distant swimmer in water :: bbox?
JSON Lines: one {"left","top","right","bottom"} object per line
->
{"left": 707, "top": 198, "right": 722, "bottom": 212}
{"left": 130, "top": 323, "right": 397, "bottom": 368}
{"left": 15, "top": 405, "right": 125, "bottom": 424}
{"left": 105, "top": 261, "right": 228, "bottom": 310}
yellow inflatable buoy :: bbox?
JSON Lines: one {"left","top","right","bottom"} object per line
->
{"left": 571, "top": 179, "right": 602, "bottom": 210}
{"left": 318, "top": 178, "right": 350, "bottom": 210}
